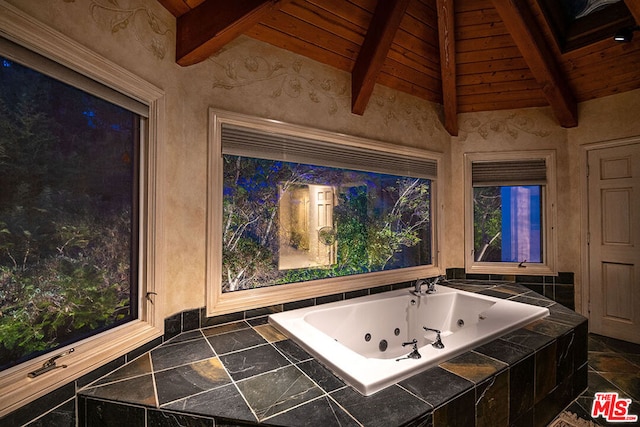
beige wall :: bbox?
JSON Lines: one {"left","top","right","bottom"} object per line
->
{"left": 6, "top": 0, "right": 640, "bottom": 318}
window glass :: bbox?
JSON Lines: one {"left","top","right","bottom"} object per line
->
{"left": 0, "top": 56, "right": 138, "bottom": 371}
{"left": 473, "top": 185, "right": 542, "bottom": 263}
{"left": 222, "top": 155, "right": 432, "bottom": 292}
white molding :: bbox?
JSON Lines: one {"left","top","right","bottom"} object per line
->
{"left": 0, "top": 1, "right": 165, "bottom": 417}
{"left": 206, "top": 109, "right": 444, "bottom": 316}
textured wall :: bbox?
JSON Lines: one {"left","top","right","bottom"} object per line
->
{"left": 6, "top": 0, "right": 640, "bottom": 318}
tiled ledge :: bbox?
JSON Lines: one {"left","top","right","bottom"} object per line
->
{"left": 78, "top": 281, "right": 588, "bottom": 426}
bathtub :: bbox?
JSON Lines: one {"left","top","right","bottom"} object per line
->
{"left": 268, "top": 284, "right": 549, "bottom": 395}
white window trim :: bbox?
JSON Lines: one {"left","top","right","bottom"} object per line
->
{"left": 207, "top": 109, "right": 444, "bottom": 316}
{"left": 0, "top": 1, "right": 165, "bottom": 417}
{"left": 464, "top": 150, "right": 557, "bottom": 276}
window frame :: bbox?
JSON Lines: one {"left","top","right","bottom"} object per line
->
{"left": 0, "top": 2, "right": 164, "bottom": 417}
{"left": 464, "top": 150, "right": 557, "bottom": 276}
{"left": 207, "top": 109, "right": 443, "bottom": 316}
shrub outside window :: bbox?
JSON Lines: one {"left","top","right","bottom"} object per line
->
{"left": 465, "top": 151, "right": 557, "bottom": 276}
{"left": 0, "top": 4, "right": 163, "bottom": 417}
{"left": 207, "top": 111, "right": 443, "bottom": 315}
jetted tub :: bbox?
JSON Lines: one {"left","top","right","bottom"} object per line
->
{"left": 268, "top": 284, "right": 549, "bottom": 395}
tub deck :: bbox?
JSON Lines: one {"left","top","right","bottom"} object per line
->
{"left": 78, "top": 281, "right": 588, "bottom": 427}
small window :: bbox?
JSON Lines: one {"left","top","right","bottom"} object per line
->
{"left": 465, "top": 151, "right": 557, "bottom": 275}
{"left": 207, "top": 111, "right": 443, "bottom": 315}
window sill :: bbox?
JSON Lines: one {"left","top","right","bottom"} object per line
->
{"left": 466, "top": 262, "right": 556, "bottom": 277}
{"left": 0, "top": 321, "right": 162, "bottom": 417}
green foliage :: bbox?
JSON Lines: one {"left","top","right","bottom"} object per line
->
{"left": 0, "top": 57, "right": 135, "bottom": 369}
{"left": 473, "top": 187, "right": 502, "bottom": 261}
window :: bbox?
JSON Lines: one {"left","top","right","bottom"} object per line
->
{"left": 207, "top": 111, "right": 442, "bottom": 315}
{"left": 0, "top": 3, "right": 163, "bottom": 417}
{"left": 464, "top": 151, "right": 557, "bottom": 275}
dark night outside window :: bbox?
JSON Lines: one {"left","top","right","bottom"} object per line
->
{"left": 0, "top": 54, "right": 139, "bottom": 371}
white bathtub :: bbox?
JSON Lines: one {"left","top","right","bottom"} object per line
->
{"left": 268, "top": 284, "right": 549, "bottom": 395}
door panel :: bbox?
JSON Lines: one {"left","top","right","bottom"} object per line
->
{"left": 588, "top": 142, "right": 640, "bottom": 343}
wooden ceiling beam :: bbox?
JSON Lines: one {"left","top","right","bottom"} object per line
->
{"left": 176, "top": 0, "right": 290, "bottom": 66}
{"left": 436, "top": 0, "right": 458, "bottom": 136}
{"left": 625, "top": 0, "right": 640, "bottom": 23}
{"left": 351, "top": 0, "right": 410, "bottom": 115}
{"left": 490, "top": 0, "right": 578, "bottom": 127}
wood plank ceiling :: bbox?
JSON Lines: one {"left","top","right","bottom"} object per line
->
{"left": 158, "top": 0, "right": 640, "bottom": 135}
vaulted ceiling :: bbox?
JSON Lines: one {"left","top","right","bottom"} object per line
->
{"left": 157, "top": 0, "right": 640, "bottom": 135}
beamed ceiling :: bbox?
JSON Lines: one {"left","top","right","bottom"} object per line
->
{"left": 157, "top": 0, "right": 640, "bottom": 135}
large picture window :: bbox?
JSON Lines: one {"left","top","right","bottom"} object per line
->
{"left": 465, "top": 151, "right": 557, "bottom": 275}
{"left": 0, "top": 3, "right": 163, "bottom": 416}
{"left": 208, "top": 111, "right": 442, "bottom": 315}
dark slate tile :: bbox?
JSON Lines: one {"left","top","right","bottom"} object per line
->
{"left": 162, "top": 383, "right": 257, "bottom": 424}
{"left": 164, "top": 312, "right": 182, "bottom": 341}
{"left": 165, "top": 329, "right": 204, "bottom": 345}
{"left": 265, "top": 396, "right": 360, "bottom": 427}
{"left": 546, "top": 304, "right": 587, "bottom": 327}
{"left": 478, "top": 289, "right": 513, "bottom": 299}
{"left": 274, "top": 339, "right": 313, "bottom": 363}
{"left": 317, "top": 293, "right": 344, "bottom": 305}
{"left": 598, "top": 371, "right": 640, "bottom": 401}
{"left": 283, "top": 298, "right": 315, "bottom": 311}
{"left": 331, "top": 385, "right": 431, "bottom": 427}
{"left": 510, "top": 355, "right": 535, "bottom": 422}
{"left": 206, "top": 328, "right": 267, "bottom": 355}
{"left": 1, "top": 381, "right": 75, "bottom": 427}
{"left": 219, "top": 344, "right": 290, "bottom": 382}
{"left": 201, "top": 311, "right": 244, "bottom": 328}
{"left": 398, "top": 366, "right": 473, "bottom": 408}
{"left": 510, "top": 295, "right": 554, "bottom": 307}
{"left": 182, "top": 309, "right": 202, "bottom": 332}
{"left": 25, "top": 398, "right": 75, "bottom": 427}
{"left": 92, "top": 353, "right": 152, "bottom": 386}
{"left": 155, "top": 357, "right": 231, "bottom": 405}
{"left": 80, "top": 374, "right": 157, "bottom": 407}
{"left": 535, "top": 342, "right": 558, "bottom": 404}
{"left": 127, "top": 336, "right": 164, "bottom": 362}
{"left": 77, "top": 355, "right": 126, "bottom": 388}
{"left": 475, "top": 371, "right": 509, "bottom": 427}
{"left": 237, "top": 365, "right": 324, "bottom": 420}
{"left": 432, "top": 388, "right": 475, "bottom": 427}
{"left": 147, "top": 409, "right": 214, "bottom": 427}
{"left": 439, "top": 350, "right": 507, "bottom": 384}
{"left": 589, "top": 352, "right": 640, "bottom": 374}
{"left": 475, "top": 338, "right": 530, "bottom": 365}
{"left": 82, "top": 398, "right": 145, "bottom": 427}
{"left": 345, "top": 289, "right": 369, "bottom": 300}
{"left": 201, "top": 321, "right": 250, "bottom": 337}
{"left": 523, "top": 318, "right": 573, "bottom": 339}
{"left": 500, "top": 328, "right": 554, "bottom": 351}
{"left": 297, "top": 359, "right": 345, "bottom": 392}
{"left": 245, "top": 304, "right": 282, "bottom": 319}
{"left": 254, "top": 323, "right": 288, "bottom": 343}
{"left": 151, "top": 338, "right": 215, "bottom": 371}
{"left": 247, "top": 316, "right": 269, "bottom": 327}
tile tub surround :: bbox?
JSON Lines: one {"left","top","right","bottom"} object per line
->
{"left": 78, "top": 281, "right": 588, "bottom": 427}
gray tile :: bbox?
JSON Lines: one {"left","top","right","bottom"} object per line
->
{"left": 206, "top": 328, "right": 267, "bottom": 355}
{"left": 331, "top": 385, "right": 431, "bottom": 427}
{"left": 151, "top": 338, "right": 215, "bottom": 371}
{"left": 236, "top": 365, "right": 324, "bottom": 420}
{"left": 297, "top": 359, "right": 345, "bottom": 392}
{"left": 399, "top": 366, "right": 473, "bottom": 408}
{"left": 155, "top": 357, "right": 231, "bottom": 405}
{"left": 219, "top": 344, "right": 290, "bottom": 381}
{"left": 162, "top": 384, "right": 257, "bottom": 424}
{"left": 265, "top": 396, "right": 360, "bottom": 426}
{"left": 81, "top": 374, "right": 157, "bottom": 407}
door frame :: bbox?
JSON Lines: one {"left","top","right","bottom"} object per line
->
{"left": 580, "top": 135, "right": 640, "bottom": 324}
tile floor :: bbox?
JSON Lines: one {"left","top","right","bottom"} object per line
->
{"left": 562, "top": 334, "right": 640, "bottom": 426}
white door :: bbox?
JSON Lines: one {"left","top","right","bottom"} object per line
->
{"left": 588, "top": 142, "right": 640, "bottom": 344}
